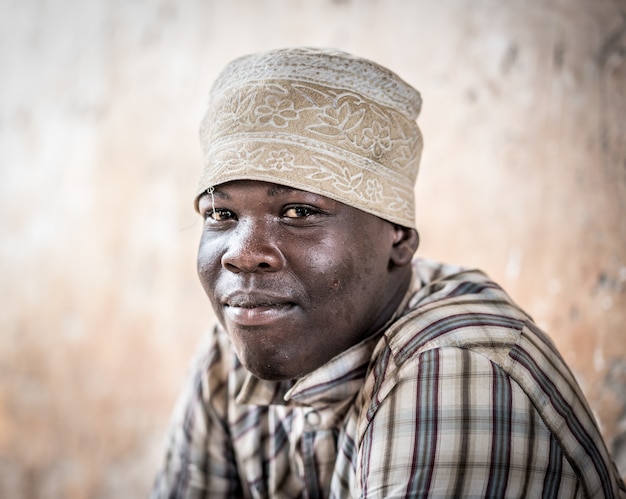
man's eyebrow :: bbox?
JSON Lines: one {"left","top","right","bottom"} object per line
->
{"left": 267, "top": 185, "right": 299, "bottom": 196}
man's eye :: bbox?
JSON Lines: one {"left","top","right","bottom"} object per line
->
{"left": 283, "top": 206, "right": 318, "bottom": 218}
{"left": 205, "top": 208, "right": 234, "bottom": 221}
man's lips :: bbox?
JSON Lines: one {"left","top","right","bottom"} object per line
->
{"left": 222, "top": 291, "right": 297, "bottom": 326}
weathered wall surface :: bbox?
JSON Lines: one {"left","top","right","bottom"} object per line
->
{"left": 1, "top": 0, "right": 624, "bottom": 496}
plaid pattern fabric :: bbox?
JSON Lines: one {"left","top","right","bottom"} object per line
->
{"left": 151, "top": 259, "right": 626, "bottom": 498}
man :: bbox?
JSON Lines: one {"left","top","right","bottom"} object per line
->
{"left": 152, "top": 47, "right": 625, "bottom": 497}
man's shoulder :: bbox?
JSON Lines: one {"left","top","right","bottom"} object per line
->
{"left": 358, "top": 260, "right": 626, "bottom": 499}
{"left": 380, "top": 258, "right": 532, "bottom": 365}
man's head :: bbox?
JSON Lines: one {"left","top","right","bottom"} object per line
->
{"left": 196, "top": 48, "right": 423, "bottom": 380}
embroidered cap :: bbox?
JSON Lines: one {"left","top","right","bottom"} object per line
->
{"left": 197, "top": 47, "right": 423, "bottom": 228}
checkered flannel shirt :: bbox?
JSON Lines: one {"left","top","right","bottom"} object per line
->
{"left": 151, "top": 259, "right": 626, "bottom": 498}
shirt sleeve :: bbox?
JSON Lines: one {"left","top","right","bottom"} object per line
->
{"left": 150, "top": 329, "right": 243, "bottom": 499}
{"left": 356, "top": 346, "right": 584, "bottom": 498}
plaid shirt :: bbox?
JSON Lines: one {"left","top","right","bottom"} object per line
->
{"left": 151, "top": 259, "right": 625, "bottom": 498}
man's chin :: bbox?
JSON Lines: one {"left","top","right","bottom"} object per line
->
{"left": 242, "top": 355, "right": 309, "bottom": 381}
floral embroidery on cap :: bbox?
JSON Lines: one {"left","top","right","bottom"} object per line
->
{"left": 265, "top": 150, "right": 295, "bottom": 171}
{"left": 254, "top": 96, "right": 300, "bottom": 128}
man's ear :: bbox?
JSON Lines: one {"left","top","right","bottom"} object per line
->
{"left": 390, "top": 226, "right": 419, "bottom": 266}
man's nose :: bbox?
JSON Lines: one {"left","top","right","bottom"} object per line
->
{"left": 221, "top": 219, "right": 286, "bottom": 273}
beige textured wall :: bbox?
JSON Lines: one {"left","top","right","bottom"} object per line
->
{"left": 1, "top": 0, "right": 625, "bottom": 497}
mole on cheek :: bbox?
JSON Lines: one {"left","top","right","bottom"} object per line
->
{"left": 329, "top": 278, "right": 341, "bottom": 291}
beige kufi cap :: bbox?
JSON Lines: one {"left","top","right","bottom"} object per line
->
{"left": 197, "top": 47, "right": 423, "bottom": 228}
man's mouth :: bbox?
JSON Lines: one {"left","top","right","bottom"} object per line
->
{"left": 222, "top": 292, "right": 296, "bottom": 326}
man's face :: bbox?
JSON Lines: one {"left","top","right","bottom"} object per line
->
{"left": 197, "top": 180, "right": 410, "bottom": 380}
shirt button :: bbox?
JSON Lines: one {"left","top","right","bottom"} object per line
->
{"left": 306, "top": 410, "right": 320, "bottom": 426}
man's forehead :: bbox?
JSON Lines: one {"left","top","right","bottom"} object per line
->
{"left": 199, "top": 181, "right": 316, "bottom": 200}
